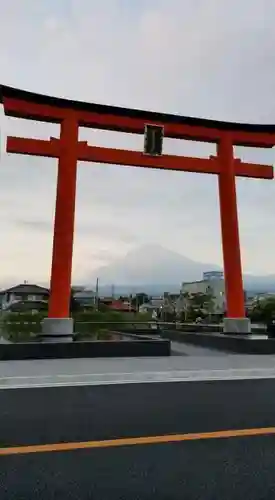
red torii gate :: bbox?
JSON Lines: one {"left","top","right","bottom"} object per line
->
{"left": 0, "top": 85, "right": 274, "bottom": 339}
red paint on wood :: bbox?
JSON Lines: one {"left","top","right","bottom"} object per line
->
{"left": 6, "top": 137, "right": 273, "bottom": 179}
{"left": 218, "top": 136, "right": 245, "bottom": 318}
{"left": 48, "top": 113, "right": 79, "bottom": 318}
{"left": 3, "top": 96, "right": 275, "bottom": 147}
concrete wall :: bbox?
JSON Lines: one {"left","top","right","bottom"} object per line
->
{"left": 0, "top": 338, "right": 171, "bottom": 360}
{"left": 162, "top": 330, "right": 274, "bottom": 354}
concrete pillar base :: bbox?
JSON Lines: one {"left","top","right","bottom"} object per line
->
{"left": 40, "top": 318, "right": 74, "bottom": 343}
{"left": 223, "top": 317, "right": 251, "bottom": 334}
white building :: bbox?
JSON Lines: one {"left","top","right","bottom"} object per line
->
{"left": 74, "top": 289, "right": 95, "bottom": 307}
{"left": 139, "top": 303, "right": 157, "bottom": 314}
{"left": 203, "top": 271, "right": 224, "bottom": 281}
{"left": 180, "top": 272, "right": 226, "bottom": 314}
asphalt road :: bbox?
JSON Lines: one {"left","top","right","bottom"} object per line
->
{"left": 1, "top": 379, "right": 275, "bottom": 499}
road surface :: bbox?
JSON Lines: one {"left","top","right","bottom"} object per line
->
{"left": 1, "top": 377, "right": 275, "bottom": 499}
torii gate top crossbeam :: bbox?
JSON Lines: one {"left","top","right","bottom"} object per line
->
{"left": 1, "top": 84, "right": 275, "bottom": 148}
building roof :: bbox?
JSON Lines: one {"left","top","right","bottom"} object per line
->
{"left": 182, "top": 280, "right": 205, "bottom": 286}
{"left": 182, "top": 277, "right": 224, "bottom": 286}
{"left": 1, "top": 85, "right": 275, "bottom": 138}
{"left": 109, "top": 300, "right": 136, "bottom": 312}
{"left": 1, "top": 284, "right": 49, "bottom": 294}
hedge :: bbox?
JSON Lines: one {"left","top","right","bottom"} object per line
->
{"left": 1, "top": 310, "right": 152, "bottom": 342}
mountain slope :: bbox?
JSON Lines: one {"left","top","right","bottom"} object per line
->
{"left": 87, "top": 244, "right": 275, "bottom": 293}
{"left": 88, "top": 244, "right": 220, "bottom": 286}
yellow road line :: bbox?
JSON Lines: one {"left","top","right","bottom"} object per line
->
{"left": 1, "top": 427, "right": 275, "bottom": 456}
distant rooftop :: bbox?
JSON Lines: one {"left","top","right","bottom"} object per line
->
{"left": 0, "top": 283, "right": 49, "bottom": 295}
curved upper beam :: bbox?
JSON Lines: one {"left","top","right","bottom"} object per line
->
{"left": 1, "top": 84, "right": 275, "bottom": 147}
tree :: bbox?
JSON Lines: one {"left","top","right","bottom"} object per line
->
{"left": 180, "top": 292, "right": 214, "bottom": 322}
{"left": 70, "top": 288, "right": 80, "bottom": 314}
{"left": 97, "top": 300, "right": 109, "bottom": 312}
{"left": 177, "top": 292, "right": 190, "bottom": 322}
{"left": 249, "top": 297, "right": 275, "bottom": 323}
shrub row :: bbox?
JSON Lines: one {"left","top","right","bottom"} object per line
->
{"left": 0, "top": 310, "right": 152, "bottom": 342}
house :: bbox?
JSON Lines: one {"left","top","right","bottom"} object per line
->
{"left": 151, "top": 297, "right": 165, "bottom": 309}
{"left": 74, "top": 289, "right": 95, "bottom": 308}
{"left": 139, "top": 303, "right": 157, "bottom": 314}
{"left": 108, "top": 300, "right": 136, "bottom": 313}
{"left": 0, "top": 284, "right": 49, "bottom": 310}
{"left": 5, "top": 300, "right": 48, "bottom": 313}
{"left": 139, "top": 295, "right": 177, "bottom": 316}
{"left": 98, "top": 297, "right": 136, "bottom": 312}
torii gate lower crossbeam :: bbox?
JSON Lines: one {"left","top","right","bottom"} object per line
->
{"left": 1, "top": 85, "right": 274, "bottom": 340}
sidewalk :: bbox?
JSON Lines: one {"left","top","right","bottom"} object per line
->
{"left": 1, "top": 341, "right": 275, "bottom": 389}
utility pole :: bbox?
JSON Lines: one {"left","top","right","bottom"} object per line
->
{"left": 129, "top": 292, "right": 132, "bottom": 312}
{"left": 95, "top": 277, "right": 99, "bottom": 311}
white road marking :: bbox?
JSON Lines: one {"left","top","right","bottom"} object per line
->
{"left": 1, "top": 367, "right": 275, "bottom": 380}
{"left": 1, "top": 367, "right": 275, "bottom": 389}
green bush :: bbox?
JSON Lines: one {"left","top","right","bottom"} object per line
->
{"left": 75, "top": 328, "right": 114, "bottom": 341}
{"left": 73, "top": 310, "right": 152, "bottom": 337}
{"left": 1, "top": 311, "right": 47, "bottom": 342}
{"left": 1, "top": 309, "right": 152, "bottom": 342}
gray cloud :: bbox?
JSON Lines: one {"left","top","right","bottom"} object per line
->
{"left": 13, "top": 219, "right": 53, "bottom": 231}
{"left": 13, "top": 217, "right": 137, "bottom": 244}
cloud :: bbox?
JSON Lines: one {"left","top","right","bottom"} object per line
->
{"left": 1, "top": 0, "right": 275, "bottom": 284}
{"left": 13, "top": 217, "right": 137, "bottom": 244}
{"left": 14, "top": 220, "right": 52, "bottom": 231}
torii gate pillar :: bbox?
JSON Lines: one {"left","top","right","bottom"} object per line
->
{"left": 41, "top": 113, "right": 79, "bottom": 342}
{"left": 218, "top": 136, "right": 250, "bottom": 334}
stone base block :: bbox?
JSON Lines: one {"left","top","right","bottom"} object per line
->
{"left": 40, "top": 318, "right": 74, "bottom": 343}
{"left": 223, "top": 317, "right": 251, "bottom": 334}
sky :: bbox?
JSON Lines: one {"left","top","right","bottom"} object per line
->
{"left": 1, "top": 0, "right": 275, "bottom": 286}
